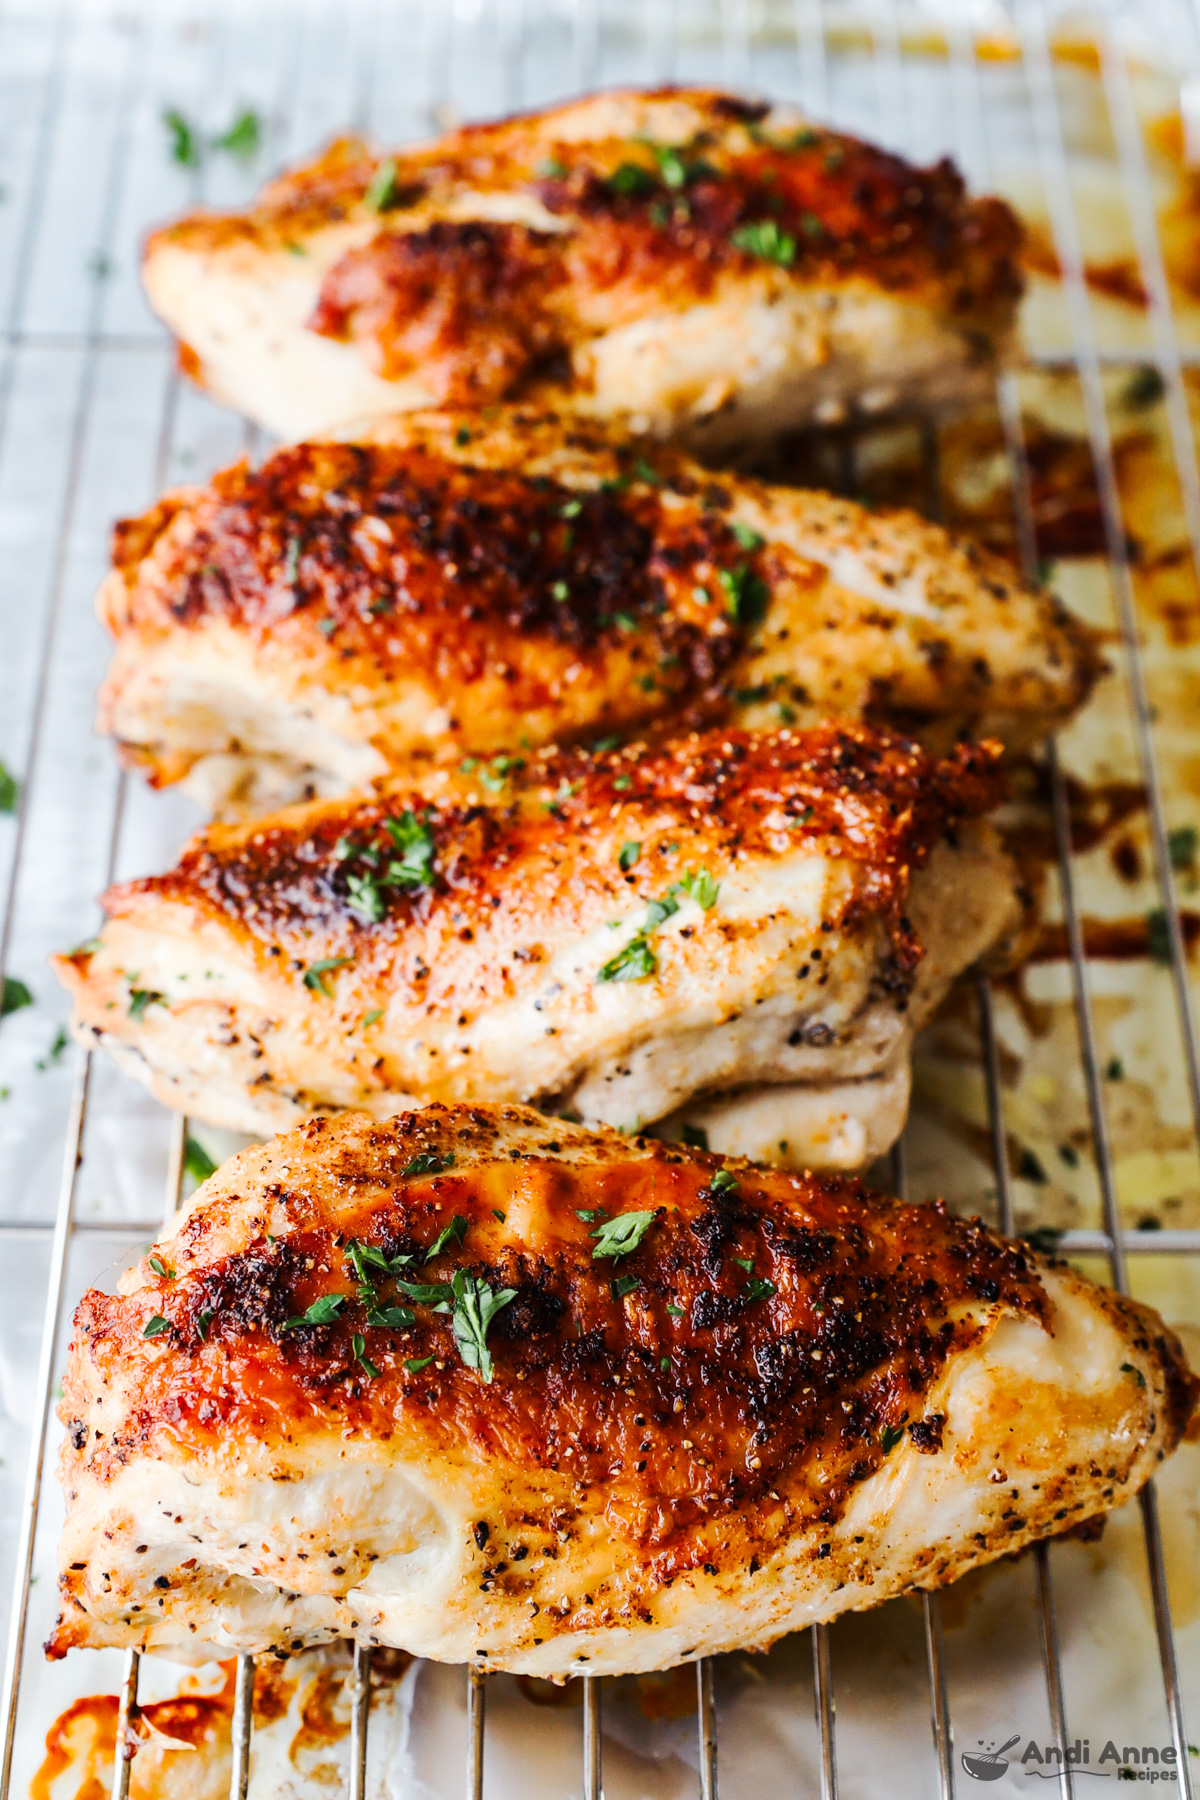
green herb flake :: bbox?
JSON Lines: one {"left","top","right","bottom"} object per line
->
{"left": 384, "top": 809, "right": 437, "bottom": 886}
{"left": 1124, "top": 365, "right": 1165, "bottom": 409}
{"left": 183, "top": 1137, "right": 217, "bottom": 1184}
{"left": 148, "top": 1255, "right": 176, "bottom": 1280}
{"left": 345, "top": 870, "right": 385, "bottom": 923}
{"left": 128, "top": 987, "right": 164, "bottom": 1022}
{"left": 666, "top": 1303, "right": 685, "bottom": 1318}
{"left": 364, "top": 157, "right": 399, "bottom": 213}
{"left": 405, "top": 1354, "right": 436, "bottom": 1373}
{"left": 347, "top": 1239, "right": 392, "bottom": 1282}
{"left": 302, "top": 957, "right": 353, "bottom": 997}
{"left": 1168, "top": 824, "right": 1198, "bottom": 870}
{"left": 1105, "top": 1057, "right": 1125, "bottom": 1081}
{"left": 745, "top": 1277, "right": 776, "bottom": 1303}
{"left": 597, "top": 934, "right": 657, "bottom": 983}
{"left": 35, "top": 1026, "right": 69, "bottom": 1071}
{"left": 1121, "top": 1361, "right": 1147, "bottom": 1388}
{"left": 163, "top": 108, "right": 201, "bottom": 168}
{"left": 730, "top": 218, "right": 796, "bottom": 266}
{"left": 575, "top": 1207, "right": 604, "bottom": 1223}
{"left": 143, "top": 1314, "right": 171, "bottom": 1339}
{"left": 366, "top": 1303, "right": 417, "bottom": 1329}
{"left": 613, "top": 774, "right": 632, "bottom": 791}
{"left": 352, "top": 1332, "right": 380, "bottom": 1379}
{"left": 730, "top": 520, "right": 765, "bottom": 551}
{"left": 590, "top": 1209, "right": 656, "bottom": 1261}
{"left": 680, "top": 1124, "right": 709, "bottom": 1150}
{"left": 394, "top": 1277, "right": 455, "bottom": 1306}
{"left": 880, "top": 1423, "right": 905, "bottom": 1454}
{"left": 450, "top": 1269, "right": 517, "bottom": 1382}
{"left": 611, "top": 1273, "right": 640, "bottom": 1301}
{"left": 733, "top": 1256, "right": 754, "bottom": 1272}
{"left": 196, "top": 1308, "right": 213, "bottom": 1341}
{"left": 426, "top": 1214, "right": 469, "bottom": 1259}
{"left": 618, "top": 840, "right": 642, "bottom": 872}
{"left": 455, "top": 425, "right": 471, "bottom": 446}
{"left": 709, "top": 1169, "right": 739, "bottom": 1195}
{"left": 719, "top": 563, "right": 770, "bottom": 628}
{"left": 213, "top": 108, "right": 262, "bottom": 161}
{"left": 643, "top": 893, "right": 680, "bottom": 931}
{"left": 491, "top": 1208, "right": 506, "bottom": 1222}
{"left": 633, "top": 457, "right": 662, "bottom": 487}
{"left": 282, "top": 1293, "right": 348, "bottom": 1331}
{"left": 362, "top": 1007, "right": 384, "bottom": 1028}
{"left": 608, "top": 160, "right": 656, "bottom": 197}
{"left": 0, "top": 760, "right": 18, "bottom": 813}
{"left": 403, "top": 1151, "right": 454, "bottom": 1179}
{"left": 536, "top": 156, "right": 567, "bottom": 178}
{"left": 282, "top": 535, "right": 301, "bottom": 586}
{"left": 318, "top": 616, "right": 337, "bottom": 636}
{"left": 1147, "top": 907, "right": 1174, "bottom": 964}
{"left": 660, "top": 1354, "right": 671, "bottom": 1370}
{"left": 677, "top": 866, "right": 719, "bottom": 911}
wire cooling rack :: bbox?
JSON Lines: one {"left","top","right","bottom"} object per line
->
{"left": 0, "top": 1, "right": 1198, "bottom": 1796}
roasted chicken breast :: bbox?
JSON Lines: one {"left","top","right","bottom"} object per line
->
{"left": 142, "top": 88, "right": 1023, "bottom": 447}
{"left": 51, "top": 725, "right": 1016, "bottom": 1171}
{"left": 48, "top": 1106, "right": 1197, "bottom": 1674}
{"left": 96, "top": 410, "right": 1097, "bottom": 818}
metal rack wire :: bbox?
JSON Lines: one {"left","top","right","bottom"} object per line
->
{"left": 0, "top": 2, "right": 1197, "bottom": 1796}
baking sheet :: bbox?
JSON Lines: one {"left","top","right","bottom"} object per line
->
{"left": 1, "top": 1, "right": 1199, "bottom": 1794}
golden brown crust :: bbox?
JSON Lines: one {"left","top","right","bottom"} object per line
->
{"left": 81, "top": 724, "right": 1004, "bottom": 997}
{"left": 149, "top": 90, "right": 1023, "bottom": 408}
{"left": 58, "top": 1108, "right": 1048, "bottom": 1543}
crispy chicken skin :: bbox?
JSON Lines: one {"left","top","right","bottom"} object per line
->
{"left": 48, "top": 1106, "right": 1197, "bottom": 1674}
{"left": 51, "top": 725, "right": 1016, "bottom": 1169}
{"left": 96, "top": 410, "right": 1098, "bottom": 817}
{"left": 142, "top": 88, "right": 1024, "bottom": 446}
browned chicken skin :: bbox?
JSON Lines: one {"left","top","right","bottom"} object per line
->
{"left": 49, "top": 1106, "right": 1197, "bottom": 1674}
{"left": 96, "top": 411, "right": 1098, "bottom": 817}
{"left": 52, "top": 725, "right": 1017, "bottom": 1168}
{"left": 142, "top": 88, "right": 1024, "bottom": 444}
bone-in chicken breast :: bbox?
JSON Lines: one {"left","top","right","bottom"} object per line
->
{"left": 48, "top": 1105, "right": 1197, "bottom": 1675}
{"left": 142, "top": 88, "right": 1023, "bottom": 447}
{"left": 51, "top": 725, "right": 1015, "bottom": 1170}
{"left": 96, "top": 410, "right": 1097, "bottom": 818}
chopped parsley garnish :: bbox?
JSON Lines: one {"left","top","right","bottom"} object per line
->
{"left": 491, "top": 1208, "right": 506, "bottom": 1222}
{"left": 213, "top": 108, "right": 262, "bottom": 160}
{"left": 1022, "top": 1226, "right": 1064, "bottom": 1254}
{"left": 427, "top": 1214, "right": 469, "bottom": 1259}
{"left": 591, "top": 735, "right": 621, "bottom": 754}
{"left": 618, "top": 841, "right": 642, "bottom": 872}
{"left": 183, "top": 1137, "right": 217, "bottom": 1184}
{"left": 35, "top": 1026, "right": 69, "bottom": 1070}
{"left": 364, "top": 157, "right": 399, "bottom": 212}
{"left": 611, "top": 1273, "right": 640, "bottom": 1300}
{"left": 394, "top": 1277, "right": 455, "bottom": 1306}
{"left": 643, "top": 893, "right": 679, "bottom": 930}
{"left": 345, "top": 870, "right": 385, "bottom": 922}
{"left": 402, "top": 1151, "right": 454, "bottom": 1179}
{"left": 352, "top": 1332, "right": 379, "bottom": 1379}
{"left": 792, "top": 805, "right": 815, "bottom": 826}
{"left": 536, "top": 156, "right": 567, "bottom": 178}
{"left": 405, "top": 1354, "right": 435, "bottom": 1373}
{"left": 575, "top": 1207, "right": 604, "bottom": 1223}
{"left": 1105, "top": 1057, "right": 1125, "bottom": 1081}
{"left": 128, "top": 987, "right": 164, "bottom": 1021}
{"left": 666, "top": 1303, "right": 685, "bottom": 1318}
{"left": 730, "top": 520, "right": 765, "bottom": 551}
{"left": 680, "top": 1124, "right": 709, "bottom": 1150}
{"left": 0, "top": 760, "right": 18, "bottom": 813}
{"left": 346, "top": 1239, "right": 397, "bottom": 1282}
{"left": 450, "top": 1269, "right": 517, "bottom": 1382}
{"left": 384, "top": 809, "right": 436, "bottom": 885}
{"left": 282, "top": 1293, "right": 348, "bottom": 1331}
{"left": 677, "top": 866, "right": 719, "bottom": 910}
{"left": 143, "top": 1315, "right": 171, "bottom": 1338}
{"left": 1121, "top": 1361, "right": 1147, "bottom": 1388}
{"left": 1124, "top": 365, "right": 1165, "bottom": 410}
{"left": 613, "top": 774, "right": 632, "bottom": 791}
{"left": 633, "top": 457, "right": 662, "bottom": 486}
{"left": 559, "top": 497, "right": 583, "bottom": 519}
{"left": 709, "top": 1168, "right": 739, "bottom": 1194}
{"left": 597, "top": 934, "right": 658, "bottom": 983}
{"left": 719, "top": 563, "right": 770, "bottom": 628}
{"left": 148, "top": 1255, "right": 175, "bottom": 1279}
{"left": 366, "top": 1303, "right": 417, "bottom": 1329}
{"left": 302, "top": 957, "right": 353, "bottom": 997}
{"left": 590, "top": 1209, "right": 656, "bottom": 1260}
{"left": 744, "top": 1277, "right": 776, "bottom": 1303}
{"left": 163, "top": 108, "right": 201, "bottom": 167}
{"left": 608, "top": 161, "right": 656, "bottom": 197}
{"left": 733, "top": 1256, "right": 754, "bottom": 1272}
{"left": 880, "top": 1423, "right": 905, "bottom": 1454}
{"left": 477, "top": 755, "right": 523, "bottom": 793}
{"left": 282, "top": 535, "right": 301, "bottom": 585}
{"left": 1169, "top": 824, "right": 1197, "bottom": 869}
{"left": 731, "top": 218, "right": 797, "bottom": 266}
{"left": 362, "top": 1007, "right": 384, "bottom": 1028}
{"left": 1147, "top": 907, "right": 1174, "bottom": 964}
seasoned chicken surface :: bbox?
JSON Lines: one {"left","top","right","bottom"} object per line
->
{"left": 142, "top": 88, "right": 1023, "bottom": 446}
{"left": 49, "top": 1106, "right": 1197, "bottom": 1675}
{"left": 96, "top": 410, "right": 1097, "bottom": 817}
{"left": 51, "top": 725, "right": 1017, "bottom": 1170}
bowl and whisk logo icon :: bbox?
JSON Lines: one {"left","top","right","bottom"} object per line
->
{"left": 962, "top": 1735, "right": 1022, "bottom": 1781}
